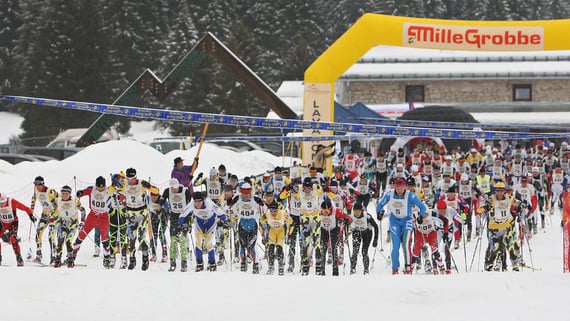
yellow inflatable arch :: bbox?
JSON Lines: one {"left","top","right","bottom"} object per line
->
{"left": 302, "top": 13, "right": 570, "bottom": 167}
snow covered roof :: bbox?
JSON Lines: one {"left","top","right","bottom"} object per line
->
{"left": 270, "top": 81, "right": 304, "bottom": 118}
{"left": 340, "top": 46, "right": 570, "bottom": 80}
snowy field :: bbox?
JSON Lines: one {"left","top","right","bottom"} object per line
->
{"left": 0, "top": 114, "right": 568, "bottom": 321}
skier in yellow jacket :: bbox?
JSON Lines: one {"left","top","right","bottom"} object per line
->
{"left": 259, "top": 200, "right": 292, "bottom": 275}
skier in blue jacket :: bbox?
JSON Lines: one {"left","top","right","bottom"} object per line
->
{"left": 376, "top": 177, "right": 427, "bottom": 274}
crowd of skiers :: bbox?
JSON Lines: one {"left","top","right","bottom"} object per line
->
{"left": 0, "top": 139, "right": 568, "bottom": 275}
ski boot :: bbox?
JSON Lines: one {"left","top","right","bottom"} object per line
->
{"left": 287, "top": 264, "right": 294, "bottom": 273}
{"left": 454, "top": 240, "right": 460, "bottom": 250}
{"left": 67, "top": 253, "right": 75, "bottom": 268}
{"left": 240, "top": 261, "right": 247, "bottom": 272}
{"left": 363, "top": 267, "right": 369, "bottom": 275}
{"left": 267, "top": 264, "right": 274, "bottom": 275}
{"left": 54, "top": 256, "right": 61, "bottom": 268}
{"left": 32, "top": 253, "right": 42, "bottom": 264}
{"left": 141, "top": 254, "right": 149, "bottom": 271}
{"left": 103, "top": 255, "right": 111, "bottom": 269}
{"left": 109, "top": 256, "right": 116, "bottom": 268}
{"left": 149, "top": 254, "right": 157, "bottom": 262}
{"left": 120, "top": 256, "right": 128, "bottom": 269}
{"left": 195, "top": 262, "right": 204, "bottom": 272}
{"left": 16, "top": 254, "right": 24, "bottom": 267}
{"left": 50, "top": 255, "right": 56, "bottom": 265}
{"left": 168, "top": 259, "right": 176, "bottom": 272}
{"left": 332, "top": 267, "right": 339, "bottom": 276}
{"left": 208, "top": 262, "right": 217, "bottom": 272}
{"left": 180, "top": 260, "right": 188, "bottom": 272}
{"left": 161, "top": 246, "right": 168, "bottom": 263}
{"left": 217, "top": 253, "right": 226, "bottom": 266}
{"left": 128, "top": 256, "right": 136, "bottom": 270}
{"left": 0, "top": 253, "right": 2, "bottom": 266}
{"left": 350, "top": 267, "right": 356, "bottom": 275}
{"left": 493, "top": 256, "right": 502, "bottom": 272}
{"left": 392, "top": 270, "right": 399, "bottom": 275}
{"left": 252, "top": 262, "right": 259, "bottom": 274}
{"left": 315, "top": 265, "right": 322, "bottom": 276}
{"left": 278, "top": 265, "right": 284, "bottom": 276}
{"left": 93, "top": 246, "right": 100, "bottom": 257}
{"left": 301, "top": 266, "right": 309, "bottom": 276}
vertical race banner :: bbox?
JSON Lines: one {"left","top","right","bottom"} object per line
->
{"left": 562, "top": 191, "right": 570, "bottom": 273}
{"left": 302, "top": 82, "right": 333, "bottom": 168}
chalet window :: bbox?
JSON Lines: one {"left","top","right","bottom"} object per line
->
{"left": 513, "top": 85, "right": 532, "bottom": 101}
{"left": 405, "top": 85, "right": 425, "bottom": 102}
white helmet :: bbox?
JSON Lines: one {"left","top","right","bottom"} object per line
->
{"left": 209, "top": 167, "right": 217, "bottom": 177}
{"left": 169, "top": 178, "right": 179, "bottom": 188}
{"left": 0, "top": 193, "right": 7, "bottom": 204}
{"left": 460, "top": 173, "right": 469, "bottom": 181}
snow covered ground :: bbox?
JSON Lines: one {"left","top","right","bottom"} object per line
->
{"left": 0, "top": 115, "right": 568, "bottom": 321}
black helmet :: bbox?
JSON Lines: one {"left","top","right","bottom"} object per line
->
{"left": 353, "top": 202, "right": 363, "bottom": 211}
{"left": 34, "top": 176, "right": 45, "bottom": 185}
{"left": 95, "top": 176, "right": 106, "bottom": 187}
{"left": 274, "top": 166, "right": 282, "bottom": 173}
{"left": 193, "top": 191, "right": 205, "bottom": 201}
{"left": 268, "top": 200, "right": 279, "bottom": 210}
{"left": 320, "top": 198, "right": 333, "bottom": 209}
{"left": 406, "top": 176, "right": 416, "bottom": 186}
{"left": 60, "top": 185, "right": 72, "bottom": 193}
{"left": 126, "top": 167, "right": 137, "bottom": 178}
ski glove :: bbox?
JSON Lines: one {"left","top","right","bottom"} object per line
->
{"left": 443, "top": 232, "right": 450, "bottom": 244}
{"left": 29, "top": 215, "right": 37, "bottom": 223}
{"left": 377, "top": 211, "right": 384, "bottom": 221}
{"left": 76, "top": 190, "right": 83, "bottom": 198}
{"left": 416, "top": 215, "right": 423, "bottom": 224}
{"left": 372, "top": 240, "right": 378, "bottom": 248}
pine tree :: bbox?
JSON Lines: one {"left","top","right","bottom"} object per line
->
{"left": 155, "top": 0, "right": 202, "bottom": 137}
{"left": 19, "top": 0, "right": 117, "bottom": 145}
{"left": 0, "top": 0, "right": 23, "bottom": 100}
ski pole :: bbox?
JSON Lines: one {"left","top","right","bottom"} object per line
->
{"left": 476, "top": 213, "right": 487, "bottom": 272}
{"left": 344, "top": 226, "right": 352, "bottom": 265}
{"left": 27, "top": 220, "right": 36, "bottom": 260}
{"left": 524, "top": 229, "right": 534, "bottom": 267}
{"left": 445, "top": 242, "right": 459, "bottom": 273}
{"left": 370, "top": 247, "right": 377, "bottom": 271}
{"left": 379, "top": 221, "right": 384, "bottom": 252}
{"left": 468, "top": 233, "right": 481, "bottom": 272}
{"left": 227, "top": 216, "right": 233, "bottom": 271}
{"left": 462, "top": 220, "right": 467, "bottom": 273}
